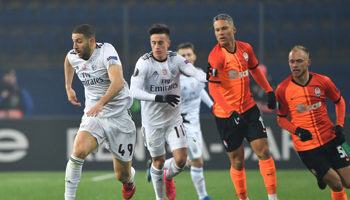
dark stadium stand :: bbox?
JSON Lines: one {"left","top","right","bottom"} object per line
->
{"left": 0, "top": 0, "right": 349, "bottom": 115}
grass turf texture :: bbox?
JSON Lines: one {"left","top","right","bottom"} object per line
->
{"left": 0, "top": 170, "right": 347, "bottom": 200}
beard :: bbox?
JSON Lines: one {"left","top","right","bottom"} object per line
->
{"left": 79, "top": 45, "right": 92, "bottom": 60}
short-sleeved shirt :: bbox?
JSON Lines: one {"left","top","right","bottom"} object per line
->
{"left": 67, "top": 42, "right": 133, "bottom": 117}
{"left": 132, "top": 51, "right": 194, "bottom": 128}
{"left": 276, "top": 72, "right": 341, "bottom": 151}
{"left": 208, "top": 41, "right": 258, "bottom": 118}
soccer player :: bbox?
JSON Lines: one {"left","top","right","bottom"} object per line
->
{"left": 276, "top": 45, "right": 350, "bottom": 200}
{"left": 207, "top": 13, "right": 278, "bottom": 200}
{"left": 156, "top": 42, "right": 213, "bottom": 200}
{"left": 64, "top": 24, "right": 136, "bottom": 200}
{"left": 130, "top": 24, "right": 207, "bottom": 200}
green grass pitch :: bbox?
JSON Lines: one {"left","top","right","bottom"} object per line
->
{"left": 0, "top": 170, "right": 347, "bottom": 199}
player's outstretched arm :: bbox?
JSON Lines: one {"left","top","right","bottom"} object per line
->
{"left": 200, "top": 89, "right": 213, "bottom": 108}
{"left": 64, "top": 55, "right": 81, "bottom": 107}
{"left": 181, "top": 66, "right": 207, "bottom": 82}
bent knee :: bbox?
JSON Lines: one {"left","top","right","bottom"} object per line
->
{"left": 255, "top": 148, "right": 271, "bottom": 160}
{"left": 72, "top": 150, "right": 89, "bottom": 159}
{"left": 175, "top": 158, "right": 187, "bottom": 168}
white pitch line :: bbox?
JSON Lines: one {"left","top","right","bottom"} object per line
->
{"left": 91, "top": 173, "right": 115, "bottom": 182}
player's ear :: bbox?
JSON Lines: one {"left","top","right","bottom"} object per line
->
{"left": 308, "top": 59, "right": 311, "bottom": 66}
{"left": 89, "top": 37, "right": 95, "bottom": 45}
{"left": 167, "top": 39, "right": 171, "bottom": 48}
{"left": 232, "top": 26, "right": 237, "bottom": 34}
{"left": 193, "top": 53, "right": 197, "bottom": 62}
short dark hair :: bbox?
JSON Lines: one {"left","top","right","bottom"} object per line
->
{"left": 148, "top": 24, "right": 170, "bottom": 37}
{"left": 72, "top": 24, "right": 95, "bottom": 38}
{"left": 213, "top": 13, "right": 234, "bottom": 26}
{"left": 177, "top": 42, "right": 195, "bottom": 51}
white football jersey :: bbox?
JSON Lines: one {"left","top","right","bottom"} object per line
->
{"left": 180, "top": 72, "right": 213, "bottom": 130}
{"left": 67, "top": 42, "right": 132, "bottom": 117}
{"left": 181, "top": 74, "right": 205, "bottom": 127}
{"left": 131, "top": 51, "right": 196, "bottom": 128}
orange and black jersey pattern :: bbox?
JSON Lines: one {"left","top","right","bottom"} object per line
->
{"left": 208, "top": 41, "right": 259, "bottom": 118}
{"left": 276, "top": 72, "right": 341, "bottom": 151}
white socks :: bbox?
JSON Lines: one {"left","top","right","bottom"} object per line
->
{"left": 166, "top": 158, "right": 183, "bottom": 180}
{"left": 163, "top": 157, "right": 173, "bottom": 169}
{"left": 64, "top": 155, "right": 84, "bottom": 200}
{"left": 190, "top": 166, "right": 208, "bottom": 199}
{"left": 268, "top": 194, "right": 278, "bottom": 200}
{"left": 151, "top": 164, "right": 165, "bottom": 200}
{"left": 126, "top": 167, "right": 135, "bottom": 184}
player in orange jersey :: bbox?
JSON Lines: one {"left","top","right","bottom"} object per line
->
{"left": 207, "top": 13, "right": 278, "bottom": 200}
{"left": 276, "top": 45, "right": 350, "bottom": 200}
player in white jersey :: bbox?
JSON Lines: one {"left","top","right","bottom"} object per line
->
{"left": 163, "top": 43, "right": 213, "bottom": 200}
{"left": 64, "top": 24, "right": 136, "bottom": 200}
{"left": 130, "top": 24, "right": 207, "bottom": 200}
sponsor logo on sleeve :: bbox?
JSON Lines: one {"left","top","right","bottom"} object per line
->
{"left": 184, "top": 59, "right": 189, "bottom": 64}
{"left": 107, "top": 56, "right": 118, "bottom": 61}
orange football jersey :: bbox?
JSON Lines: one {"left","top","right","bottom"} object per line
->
{"left": 208, "top": 41, "right": 259, "bottom": 117}
{"left": 276, "top": 72, "right": 341, "bottom": 151}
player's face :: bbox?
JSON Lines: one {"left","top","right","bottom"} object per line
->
{"left": 214, "top": 20, "right": 236, "bottom": 47}
{"left": 3, "top": 73, "right": 16, "bottom": 85}
{"left": 150, "top": 33, "right": 171, "bottom": 61}
{"left": 288, "top": 49, "right": 311, "bottom": 79}
{"left": 72, "top": 33, "right": 93, "bottom": 60}
{"left": 177, "top": 48, "right": 196, "bottom": 65}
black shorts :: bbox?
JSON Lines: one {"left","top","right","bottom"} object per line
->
{"left": 298, "top": 138, "right": 350, "bottom": 181}
{"left": 215, "top": 105, "right": 267, "bottom": 152}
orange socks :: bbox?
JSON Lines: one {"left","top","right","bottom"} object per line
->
{"left": 332, "top": 189, "right": 348, "bottom": 200}
{"left": 230, "top": 166, "right": 248, "bottom": 199}
{"left": 259, "top": 157, "right": 277, "bottom": 195}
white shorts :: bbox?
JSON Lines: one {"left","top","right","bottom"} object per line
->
{"left": 78, "top": 111, "right": 136, "bottom": 162}
{"left": 184, "top": 124, "right": 203, "bottom": 160}
{"left": 143, "top": 122, "right": 187, "bottom": 157}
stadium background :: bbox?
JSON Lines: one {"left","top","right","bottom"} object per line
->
{"left": 0, "top": 0, "right": 350, "bottom": 171}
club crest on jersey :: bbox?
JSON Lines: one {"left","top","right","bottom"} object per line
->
{"left": 162, "top": 69, "right": 167, "bottom": 75}
{"left": 82, "top": 64, "right": 87, "bottom": 70}
{"left": 243, "top": 52, "right": 249, "bottom": 61}
{"left": 314, "top": 87, "right": 321, "bottom": 97}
